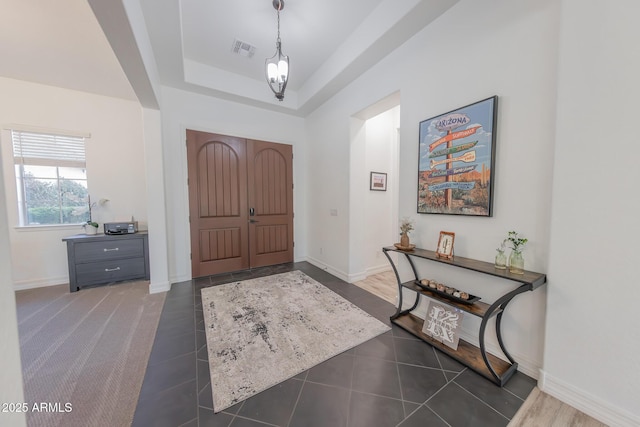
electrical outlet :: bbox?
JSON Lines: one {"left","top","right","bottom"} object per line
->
{"left": 320, "top": 247, "right": 323, "bottom": 254}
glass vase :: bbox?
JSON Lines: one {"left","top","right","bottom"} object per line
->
{"left": 495, "top": 251, "right": 507, "bottom": 269}
{"left": 509, "top": 250, "right": 524, "bottom": 274}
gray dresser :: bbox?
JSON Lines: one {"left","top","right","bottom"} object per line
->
{"left": 62, "top": 232, "right": 150, "bottom": 292}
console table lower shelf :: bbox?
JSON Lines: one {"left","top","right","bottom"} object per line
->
{"left": 383, "top": 246, "right": 546, "bottom": 387}
{"left": 392, "top": 313, "right": 515, "bottom": 383}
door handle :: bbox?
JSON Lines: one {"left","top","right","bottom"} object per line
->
{"left": 249, "top": 219, "right": 259, "bottom": 224}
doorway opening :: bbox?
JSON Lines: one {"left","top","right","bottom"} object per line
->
{"left": 349, "top": 92, "right": 400, "bottom": 302}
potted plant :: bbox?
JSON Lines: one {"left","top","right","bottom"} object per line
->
{"left": 82, "top": 195, "right": 109, "bottom": 235}
{"left": 83, "top": 220, "right": 99, "bottom": 235}
{"left": 399, "top": 217, "right": 414, "bottom": 248}
{"left": 507, "top": 231, "right": 528, "bottom": 274}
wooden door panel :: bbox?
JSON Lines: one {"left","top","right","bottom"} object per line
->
{"left": 187, "top": 130, "right": 248, "bottom": 277}
{"left": 247, "top": 140, "right": 294, "bottom": 267}
{"left": 199, "top": 228, "right": 242, "bottom": 261}
{"left": 198, "top": 142, "right": 241, "bottom": 218}
{"left": 255, "top": 224, "right": 289, "bottom": 254}
{"left": 254, "top": 148, "right": 288, "bottom": 215}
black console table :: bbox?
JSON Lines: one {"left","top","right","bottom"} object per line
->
{"left": 62, "top": 232, "right": 150, "bottom": 292}
{"left": 383, "top": 246, "right": 546, "bottom": 386}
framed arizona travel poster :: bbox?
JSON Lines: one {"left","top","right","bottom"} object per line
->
{"left": 417, "top": 96, "right": 498, "bottom": 216}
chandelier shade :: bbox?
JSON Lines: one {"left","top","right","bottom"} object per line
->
{"left": 265, "top": 0, "right": 289, "bottom": 101}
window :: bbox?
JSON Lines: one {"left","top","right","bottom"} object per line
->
{"left": 11, "top": 129, "right": 89, "bottom": 226}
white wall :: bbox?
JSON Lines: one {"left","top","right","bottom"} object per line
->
{"left": 142, "top": 107, "right": 170, "bottom": 293}
{"left": 541, "top": 1, "right": 640, "bottom": 425}
{"left": 0, "top": 77, "right": 148, "bottom": 289}
{"left": 0, "top": 123, "right": 26, "bottom": 426}
{"left": 159, "top": 86, "right": 307, "bottom": 282}
{"left": 306, "top": 0, "right": 560, "bottom": 377}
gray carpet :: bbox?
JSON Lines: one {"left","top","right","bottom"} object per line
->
{"left": 16, "top": 281, "right": 165, "bottom": 427}
{"left": 201, "top": 270, "right": 391, "bottom": 412}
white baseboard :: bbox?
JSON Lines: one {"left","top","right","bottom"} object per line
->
{"left": 304, "top": 258, "right": 392, "bottom": 284}
{"left": 347, "top": 265, "right": 392, "bottom": 284}
{"left": 305, "top": 256, "right": 350, "bottom": 282}
{"left": 539, "top": 371, "right": 640, "bottom": 427}
{"left": 13, "top": 276, "right": 68, "bottom": 291}
{"left": 149, "top": 281, "right": 171, "bottom": 294}
{"left": 170, "top": 274, "right": 192, "bottom": 284}
{"left": 14, "top": 277, "right": 172, "bottom": 295}
{"left": 349, "top": 271, "right": 368, "bottom": 283}
{"left": 366, "top": 265, "right": 392, "bottom": 275}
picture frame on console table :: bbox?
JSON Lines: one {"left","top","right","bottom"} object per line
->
{"left": 436, "top": 231, "right": 455, "bottom": 259}
{"left": 417, "top": 96, "right": 498, "bottom": 216}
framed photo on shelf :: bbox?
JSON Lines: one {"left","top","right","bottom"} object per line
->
{"left": 370, "top": 172, "right": 387, "bottom": 191}
{"left": 436, "top": 231, "right": 455, "bottom": 259}
{"left": 417, "top": 96, "right": 498, "bottom": 217}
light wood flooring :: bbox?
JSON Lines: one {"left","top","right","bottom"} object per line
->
{"left": 353, "top": 270, "right": 398, "bottom": 304}
{"left": 508, "top": 387, "right": 608, "bottom": 426}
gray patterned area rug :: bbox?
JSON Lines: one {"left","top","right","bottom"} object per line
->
{"left": 201, "top": 270, "right": 390, "bottom": 412}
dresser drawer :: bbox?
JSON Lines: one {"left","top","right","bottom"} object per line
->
{"left": 74, "top": 238, "right": 144, "bottom": 263}
{"left": 63, "top": 232, "right": 150, "bottom": 292}
{"left": 75, "top": 257, "right": 146, "bottom": 286}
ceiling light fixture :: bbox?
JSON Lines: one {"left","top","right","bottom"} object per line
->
{"left": 265, "top": 0, "right": 289, "bottom": 101}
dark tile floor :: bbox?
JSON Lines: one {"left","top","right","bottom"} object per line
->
{"left": 132, "top": 262, "right": 535, "bottom": 427}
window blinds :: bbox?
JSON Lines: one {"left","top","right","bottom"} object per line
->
{"left": 11, "top": 130, "right": 86, "bottom": 168}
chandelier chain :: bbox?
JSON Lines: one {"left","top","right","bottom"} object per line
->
{"left": 277, "top": 4, "right": 281, "bottom": 43}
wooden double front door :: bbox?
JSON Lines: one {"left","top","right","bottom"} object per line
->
{"left": 186, "top": 130, "right": 294, "bottom": 277}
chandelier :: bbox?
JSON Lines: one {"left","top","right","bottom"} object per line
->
{"left": 265, "top": 0, "right": 289, "bottom": 101}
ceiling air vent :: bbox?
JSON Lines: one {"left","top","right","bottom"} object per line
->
{"left": 231, "top": 38, "right": 256, "bottom": 58}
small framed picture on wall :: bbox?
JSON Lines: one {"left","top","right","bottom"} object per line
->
{"left": 370, "top": 172, "right": 387, "bottom": 191}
